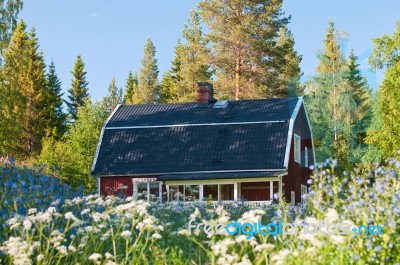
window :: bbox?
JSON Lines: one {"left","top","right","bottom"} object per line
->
{"left": 301, "top": 184, "right": 308, "bottom": 203}
{"left": 294, "top": 133, "right": 301, "bottom": 163}
{"left": 204, "top": 185, "right": 218, "bottom": 201}
{"left": 291, "top": 191, "right": 295, "bottom": 205}
{"left": 305, "top": 147, "right": 308, "bottom": 167}
{"left": 220, "top": 184, "right": 234, "bottom": 200}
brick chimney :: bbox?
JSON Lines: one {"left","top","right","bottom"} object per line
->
{"left": 197, "top": 82, "right": 215, "bottom": 103}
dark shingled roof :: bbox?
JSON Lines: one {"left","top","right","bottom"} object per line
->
{"left": 92, "top": 98, "right": 300, "bottom": 176}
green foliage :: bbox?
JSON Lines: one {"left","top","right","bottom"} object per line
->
{"left": 276, "top": 26, "right": 303, "bottom": 97}
{"left": 159, "top": 72, "right": 177, "bottom": 103}
{"left": 135, "top": 38, "right": 159, "bottom": 104}
{"left": 102, "top": 77, "right": 122, "bottom": 114}
{"left": 199, "top": 0, "right": 298, "bottom": 99}
{"left": 366, "top": 62, "right": 400, "bottom": 159}
{"left": 306, "top": 22, "right": 372, "bottom": 167}
{"left": 369, "top": 21, "right": 400, "bottom": 70}
{"left": 38, "top": 101, "right": 108, "bottom": 191}
{"left": 0, "top": 20, "right": 27, "bottom": 156}
{"left": 66, "top": 55, "right": 89, "bottom": 120}
{"left": 123, "top": 71, "right": 138, "bottom": 104}
{"left": 0, "top": 0, "right": 23, "bottom": 60}
{"left": 44, "top": 60, "right": 67, "bottom": 140}
{"left": 0, "top": 22, "right": 49, "bottom": 158}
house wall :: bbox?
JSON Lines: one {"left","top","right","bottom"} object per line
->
{"left": 285, "top": 104, "right": 314, "bottom": 204}
{"left": 100, "top": 176, "right": 161, "bottom": 197}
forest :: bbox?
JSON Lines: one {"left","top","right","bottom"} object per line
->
{"left": 0, "top": 0, "right": 399, "bottom": 192}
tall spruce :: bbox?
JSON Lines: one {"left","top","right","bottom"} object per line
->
{"left": 103, "top": 77, "right": 123, "bottom": 114}
{"left": 123, "top": 71, "right": 138, "bottom": 104}
{"left": 135, "top": 38, "right": 159, "bottom": 104}
{"left": 0, "top": 20, "right": 27, "bottom": 156}
{"left": 199, "top": 0, "right": 292, "bottom": 99}
{"left": 45, "top": 60, "right": 66, "bottom": 139}
{"left": 276, "top": 26, "right": 303, "bottom": 97}
{"left": 67, "top": 55, "right": 89, "bottom": 120}
{"left": 175, "top": 10, "right": 212, "bottom": 101}
{"left": 0, "top": 23, "right": 48, "bottom": 157}
{"left": 159, "top": 72, "right": 176, "bottom": 103}
{"left": 0, "top": 0, "right": 23, "bottom": 60}
{"left": 20, "top": 27, "right": 48, "bottom": 156}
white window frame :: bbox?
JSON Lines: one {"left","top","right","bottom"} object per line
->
{"left": 305, "top": 146, "right": 308, "bottom": 167}
{"left": 294, "top": 133, "right": 301, "bottom": 164}
{"left": 291, "top": 191, "right": 295, "bottom": 205}
{"left": 301, "top": 184, "right": 307, "bottom": 203}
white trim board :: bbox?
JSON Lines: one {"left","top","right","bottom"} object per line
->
{"left": 283, "top": 97, "right": 303, "bottom": 169}
{"left": 105, "top": 120, "right": 287, "bottom": 130}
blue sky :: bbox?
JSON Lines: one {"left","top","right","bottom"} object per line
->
{"left": 20, "top": 0, "right": 400, "bottom": 102}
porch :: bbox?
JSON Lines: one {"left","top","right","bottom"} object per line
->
{"left": 130, "top": 174, "right": 285, "bottom": 203}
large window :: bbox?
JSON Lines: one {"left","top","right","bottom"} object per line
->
{"left": 204, "top": 185, "right": 218, "bottom": 201}
{"left": 169, "top": 185, "right": 199, "bottom": 201}
{"left": 220, "top": 184, "right": 234, "bottom": 200}
{"left": 294, "top": 133, "right": 301, "bottom": 163}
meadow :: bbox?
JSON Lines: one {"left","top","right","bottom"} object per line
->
{"left": 0, "top": 156, "right": 399, "bottom": 265}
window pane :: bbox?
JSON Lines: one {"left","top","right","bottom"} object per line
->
{"left": 220, "top": 184, "right": 234, "bottom": 200}
{"left": 137, "top": 183, "right": 147, "bottom": 200}
{"left": 185, "top": 185, "right": 199, "bottom": 201}
{"left": 204, "top": 185, "right": 218, "bottom": 201}
{"left": 170, "top": 185, "right": 184, "bottom": 201}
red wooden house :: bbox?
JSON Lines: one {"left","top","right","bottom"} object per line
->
{"left": 91, "top": 83, "right": 315, "bottom": 204}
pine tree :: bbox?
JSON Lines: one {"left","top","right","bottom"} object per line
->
{"left": 67, "top": 55, "right": 89, "bottom": 120}
{"left": 0, "top": 20, "right": 27, "bottom": 156}
{"left": 103, "top": 77, "right": 123, "bottom": 113}
{"left": 276, "top": 27, "right": 303, "bottom": 97}
{"left": 135, "top": 38, "right": 159, "bottom": 104}
{"left": 45, "top": 60, "right": 67, "bottom": 139}
{"left": 199, "top": 0, "right": 292, "bottom": 99}
{"left": 20, "top": 27, "right": 49, "bottom": 156}
{"left": 175, "top": 10, "right": 212, "bottom": 101}
{"left": 159, "top": 72, "right": 176, "bottom": 103}
{"left": 0, "top": 0, "right": 23, "bottom": 60}
{"left": 123, "top": 71, "right": 138, "bottom": 104}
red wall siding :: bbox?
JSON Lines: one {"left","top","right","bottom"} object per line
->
{"left": 285, "top": 104, "right": 314, "bottom": 204}
{"left": 100, "top": 177, "right": 134, "bottom": 196}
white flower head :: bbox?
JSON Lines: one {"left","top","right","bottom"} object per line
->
{"left": 121, "top": 230, "right": 132, "bottom": 238}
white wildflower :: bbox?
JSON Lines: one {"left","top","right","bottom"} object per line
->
{"left": 80, "top": 208, "right": 90, "bottom": 215}
{"left": 105, "top": 252, "right": 114, "bottom": 260}
{"left": 324, "top": 208, "right": 339, "bottom": 223}
{"left": 271, "top": 249, "right": 290, "bottom": 265}
{"left": 152, "top": 233, "right": 162, "bottom": 239}
{"left": 105, "top": 261, "right": 118, "bottom": 265}
{"left": 254, "top": 243, "right": 275, "bottom": 252}
{"left": 68, "top": 245, "right": 77, "bottom": 253}
{"left": 47, "top": 207, "right": 57, "bottom": 214}
{"left": 88, "top": 253, "right": 102, "bottom": 261}
{"left": 121, "top": 230, "right": 132, "bottom": 238}
{"left": 28, "top": 208, "right": 37, "bottom": 215}
{"left": 23, "top": 219, "right": 32, "bottom": 231}
{"left": 36, "top": 254, "right": 44, "bottom": 262}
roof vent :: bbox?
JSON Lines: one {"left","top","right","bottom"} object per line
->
{"left": 213, "top": 100, "right": 229, "bottom": 109}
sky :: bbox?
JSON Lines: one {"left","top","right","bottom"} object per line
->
{"left": 19, "top": 0, "right": 400, "bottom": 102}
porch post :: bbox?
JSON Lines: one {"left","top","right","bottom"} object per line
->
{"left": 218, "top": 184, "right": 221, "bottom": 201}
{"left": 279, "top": 176, "right": 283, "bottom": 201}
{"left": 199, "top": 185, "right": 204, "bottom": 201}
{"left": 159, "top": 182, "right": 162, "bottom": 203}
{"left": 270, "top": 181, "right": 273, "bottom": 200}
{"left": 147, "top": 182, "right": 150, "bottom": 202}
{"left": 166, "top": 185, "right": 170, "bottom": 202}
{"left": 233, "top": 182, "right": 238, "bottom": 201}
